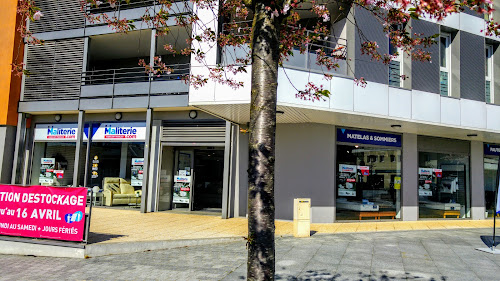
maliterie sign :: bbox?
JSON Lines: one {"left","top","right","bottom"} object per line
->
{"left": 0, "top": 185, "right": 87, "bottom": 242}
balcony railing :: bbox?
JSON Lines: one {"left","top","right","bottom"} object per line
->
{"left": 81, "top": 64, "right": 190, "bottom": 98}
{"left": 89, "top": 0, "right": 156, "bottom": 13}
{"left": 88, "top": 0, "right": 187, "bottom": 13}
{"left": 221, "top": 20, "right": 348, "bottom": 75}
{"left": 82, "top": 64, "right": 190, "bottom": 85}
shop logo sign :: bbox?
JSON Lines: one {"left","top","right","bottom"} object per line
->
{"left": 485, "top": 144, "right": 500, "bottom": 156}
{"left": 104, "top": 125, "right": 137, "bottom": 139}
{"left": 337, "top": 128, "right": 401, "bottom": 147}
{"left": 46, "top": 126, "right": 76, "bottom": 139}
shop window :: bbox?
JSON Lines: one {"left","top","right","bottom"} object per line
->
{"left": 440, "top": 33, "right": 451, "bottom": 96}
{"left": 336, "top": 145, "right": 402, "bottom": 220}
{"left": 484, "top": 156, "right": 498, "bottom": 217}
{"left": 31, "top": 142, "right": 81, "bottom": 187}
{"left": 418, "top": 152, "right": 470, "bottom": 219}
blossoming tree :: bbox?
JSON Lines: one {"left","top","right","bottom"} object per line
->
{"left": 16, "top": 0, "right": 498, "bottom": 280}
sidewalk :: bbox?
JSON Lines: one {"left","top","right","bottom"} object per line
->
{"left": 89, "top": 207, "right": 495, "bottom": 244}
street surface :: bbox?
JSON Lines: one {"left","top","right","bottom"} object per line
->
{"left": 1, "top": 228, "right": 499, "bottom": 280}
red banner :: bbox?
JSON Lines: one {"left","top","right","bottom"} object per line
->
{"left": 0, "top": 185, "right": 87, "bottom": 242}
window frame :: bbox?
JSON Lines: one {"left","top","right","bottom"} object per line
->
{"left": 485, "top": 44, "right": 493, "bottom": 103}
{"left": 439, "top": 33, "right": 451, "bottom": 96}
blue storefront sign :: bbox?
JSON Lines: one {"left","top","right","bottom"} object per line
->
{"left": 484, "top": 143, "right": 500, "bottom": 156}
{"left": 337, "top": 128, "right": 401, "bottom": 147}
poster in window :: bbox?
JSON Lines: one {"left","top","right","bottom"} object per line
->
{"left": 173, "top": 175, "right": 191, "bottom": 203}
{"left": 131, "top": 158, "right": 144, "bottom": 186}
{"left": 338, "top": 164, "right": 357, "bottom": 196}
{"left": 39, "top": 158, "right": 56, "bottom": 185}
{"left": 418, "top": 167, "right": 433, "bottom": 196}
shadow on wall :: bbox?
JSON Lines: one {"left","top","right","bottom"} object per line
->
{"left": 235, "top": 270, "right": 448, "bottom": 280}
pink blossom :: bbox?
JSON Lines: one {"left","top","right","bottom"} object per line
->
{"left": 33, "top": 11, "right": 43, "bottom": 21}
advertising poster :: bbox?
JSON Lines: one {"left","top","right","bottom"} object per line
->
{"left": 131, "top": 158, "right": 144, "bottom": 186}
{"left": 418, "top": 168, "right": 433, "bottom": 196}
{"left": 0, "top": 185, "right": 87, "bottom": 242}
{"left": 358, "top": 166, "right": 370, "bottom": 176}
{"left": 394, "top": 176, "right": 402, "bottom": 190}
{"left": 91, "top": 156, "right": 99, "bottom": 179}
{"left": 173, "top": 175, "right": 191, "bottom": 204}
{"left": 338, "top": 164, "right": 357, "bottom": 196}
{"left": 39, "top": 158, "right": 56, "bottom": 185}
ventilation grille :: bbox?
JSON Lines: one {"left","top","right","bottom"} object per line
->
{"left": 486, "top": 80, "right": 491, "bottom": 103}
{"left": 29, "top": 0, "right": 85, "bottom": 34}
{"left": 23, "top": 38, "right": 84, "bottom": 101}
{"left": 440, "top": 71, "right": 449, "bottom": 96}
{"left": 389, "top": 61, "right": 401, "bottom": 87}
{"left": 161, "top": 121, "right": 226, "bottom": 146}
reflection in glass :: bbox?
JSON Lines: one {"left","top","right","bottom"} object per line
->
{"left": 484, "top": 157, "right": 498, "bottom": 217}
{"left": 418, "top": 152, "right": 469, "bottom": 218}
{"left": 336, "top": 145, "right": 402, "bottom": 220}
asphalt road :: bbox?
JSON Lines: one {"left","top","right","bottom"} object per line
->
{"left": 1, "top": 228, "right": 499, "bottom": 280}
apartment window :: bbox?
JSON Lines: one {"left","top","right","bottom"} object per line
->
{"left": 389, "top": 39, "right": 402, "bottom": 87}
{"left": 485, "top": 44, "right": 493, "bottom": 103}
{"left": 440, "top": 33, "right": 451, "bottom": 96}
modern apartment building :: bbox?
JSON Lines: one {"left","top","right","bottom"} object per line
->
{"left": 0, "top": 0, "right": 24, "bottom": 184}
{"left": 12, "top": 0, "right": 500, "bottom": 222}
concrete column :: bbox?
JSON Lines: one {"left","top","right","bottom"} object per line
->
{"left": 11, "top": 113, "right": 27, "bottom": 184}
{"left": 73, "top": 111, "right": 85, "bottom": 187}
{"left": 146, "top": 120, "right": 161, "bottom": 212}
{"left": 237, "top": 125, "right": 249, "bottom": 218}
{"left": 402, "top": 133, "right": 418, "bottom": 221}
{"left": 470, "top": 141, "right": 485, "bottom": 220}
{"left": 221, "top": 121, "right": 232, "bottom": 219}
{"left": 119, "top": 142, "right": 128, "bottom": 178}
{"left": 0, "top": 126, "right": 17, "bottom": 184}
{"left": 140, "top": 108, "right": 153, "bottom": 213}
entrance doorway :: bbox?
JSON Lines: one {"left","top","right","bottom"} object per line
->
{"left": 157, "top": 146, "right": 224, "bottom": 214}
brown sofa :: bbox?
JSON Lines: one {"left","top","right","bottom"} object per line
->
{"left": 103, "top": 177, "right": 142, "bottom": 206}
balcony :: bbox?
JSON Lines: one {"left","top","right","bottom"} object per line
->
{"left": 221, "top": 21, "right": 348, "bottom": 76}
{"left": 81, "top": 64, "right": 190, "bottom": 98}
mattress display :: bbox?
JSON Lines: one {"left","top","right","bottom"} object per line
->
{"left": 336, "top": 200, "right": 379, "bottom": 211}
{"left": 422, "top": 202, "right": 461, "bottom": 211}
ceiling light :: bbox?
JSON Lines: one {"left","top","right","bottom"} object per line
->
{"left": 467, "top": 134, "right": 478, "bottom": 137}
{"left": 390, "top": 124, "right": 402, "bottom": 128}
{"left": 276, "top": 110, "right": 285, "bottom": 114}
{"left": 115, "top": 112, "right": 122, "bottom": 120}
{"left": 54, "top": 114, "right": 62, "bottom": 122}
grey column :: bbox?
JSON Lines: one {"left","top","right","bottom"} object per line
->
{"left": 73, "top": 111, "right": 85, "bottom": 187}
{"left": 146, "top": 120, "right": 161, "bottom": 212}
{"left": 221, "top": 121, "right": 232, "bottom": 219}
{"left": 11, "top": 113, "right": 27, "bottom": 184}
{"left": 140, "top": 108, "right": 153, "bottom": 213}
{"left": 470, "top": 141, "right": 485, "bottom": 220}
{"left": 402, "top": 133, "right": 418, "bottom": 221}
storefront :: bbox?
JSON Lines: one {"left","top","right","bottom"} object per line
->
{"left": 30, "top": 121, "right": 146, "bottom": 208}
{"left": 156, "top": 120, "right": 228, "bottom": 214}
{"left": 484, "top": 143, "right": 500, "bottom": 217}
{"left": 417, "top": 136, "right": 470, "bottom": 219}
{"left": 336, "top": 128, "right": 402, "bottom": 220}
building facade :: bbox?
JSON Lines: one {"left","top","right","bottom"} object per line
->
{"left": 0, "top": 0, "right": 24, "bottom": 184}
{"left": 11, "top": 0, "right": 500, "bottom": 222}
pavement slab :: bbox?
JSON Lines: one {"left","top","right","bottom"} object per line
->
{"left": 2, "top": 228, "right": 500, "bottom": 280}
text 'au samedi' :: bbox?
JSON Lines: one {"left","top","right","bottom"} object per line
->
{"left": 0, "top": 192, "right": 85, "bottom": 206}
{"left": 346, "top": 133, "right": 397, "bottom": 143}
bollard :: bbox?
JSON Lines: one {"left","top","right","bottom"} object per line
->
{"left": 293, "top": 198, "right": 311, "bottom": 237}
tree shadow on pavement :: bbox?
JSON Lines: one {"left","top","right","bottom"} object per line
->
{"left": 87, "top": 232, "right": 125, "bottom": 243}
{"left": 273, "top": 269, "right": 447, "bottom": 280}
{"left": 480, "top": 235, "right": 500, "bottom": 248}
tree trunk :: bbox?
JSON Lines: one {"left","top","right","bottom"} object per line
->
{"left": 247, "top": 1, "right": 281, "bottom": 280}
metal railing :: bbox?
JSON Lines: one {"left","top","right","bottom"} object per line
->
{"left": 88, "top": 0, "right": 187, "bottom": 13}
{"left": 81, "top": 64, "right": 191, "bottom": 86}
{"left": 221, "top": 20, "right": 348, "bottom": 75}
{"left": 89, "top": 0, "right": 156, "bottom": 13}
